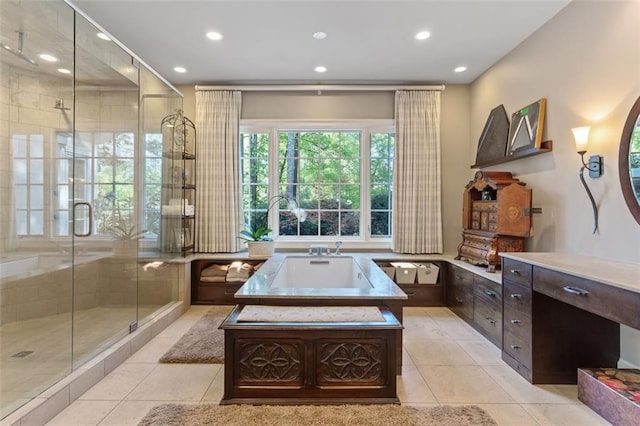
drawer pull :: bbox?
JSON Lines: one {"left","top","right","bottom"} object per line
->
{"left": 510, "top": 344, "right": 521, "bottom": 350}
{"left": 510, "top": 319, "right": 521, "bottom": 324}
{"left": 510, "top": 293, "right": 522, "bottom": 300}
{"left": 484, "top": 290, "right": 497, "bottom": 298}
{"left": 510, "top": 269, "right": 520, "bottom": 275}
{"left": 485, "top": 317, "right": 496, "bottom": 324}
{"left": 563, "top": 286, "right": 589, "bottom": 296}
{"left": 455, "top": 297, "right": 464, "bottom": 304}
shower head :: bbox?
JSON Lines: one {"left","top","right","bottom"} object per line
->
{"left": 2, "top": 31, "right": 38, "bottom": 66}
{"left": 54, "top": 98, "right": 70, "bottom": 110}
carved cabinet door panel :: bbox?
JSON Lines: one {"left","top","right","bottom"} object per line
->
{"left": 497, "top": 183, "right": 532, "bottom": 237}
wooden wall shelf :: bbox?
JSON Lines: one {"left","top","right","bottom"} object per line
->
{"left": 471, "top": 140, "right": 552, "bottom": 169}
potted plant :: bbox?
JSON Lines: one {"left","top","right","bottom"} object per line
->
{"left": 238, "top": 193, "right": 305, "bottom": 257}
{"left": 238, "top": 224, "right": 276, "bottom": 257}
{"left": 98, "top": 192, "right": 146, "bottom": 256}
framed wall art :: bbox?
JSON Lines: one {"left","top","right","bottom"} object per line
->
{"left": 474, "top": 104, "right": 510, "bottom": 166}
{"left": 507, "top": 98, "right": 547, "bottom": 155}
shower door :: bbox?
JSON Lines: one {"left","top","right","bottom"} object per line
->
{"left": 70, "top": 14, "right": 140, "bottom": 368}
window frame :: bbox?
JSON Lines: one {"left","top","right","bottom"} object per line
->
{"left": 240, "top": 119, "right": 394, "bottom": 249}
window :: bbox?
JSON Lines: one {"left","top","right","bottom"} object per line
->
{"left": 240, "top": 121, "right": 394, "bottom": 242}
{"left": 55, "top": 131, "right": 136, "bottom": 238}
{"left": 370, "top": 132, "right": 395, "bottom": 237}
{"left": 143, "top": 133, "right": 163, "bottom": 238}
{"left": 12, "top": 134, "right": 45, "bottom": 236}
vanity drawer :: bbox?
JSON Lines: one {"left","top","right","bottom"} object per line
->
{"left": 474, "top": 276, "right": 502, "bottom": 305}
{"left": 502, "top": 258, "right": 532, "bottom": 287}
{"left": 503, "top": 281, "right": 532, "bottom": 314}
{"left": 503, "top": 305, "right": 531, "bottom": 341}
{"left": 503, "top": 328, "right": 532, "bottom": 368}
{"left": 473, "top": 297, "right": 502, "bottom": 346}
{"left": 533, "top": 267, "right": 640, "bottom": 329}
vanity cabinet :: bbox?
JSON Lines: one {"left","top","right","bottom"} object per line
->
{"left": 447, "top": 264, "right": 503, "bottom": 347}
{"left": 456, "top": 171, "right": 531, "bottom": 272}
{"left": 472, "top": 276, "right": 502, "bottom": 347}
{"left": 501, "top": 257, "right": 620, "bottom": 384}
{"left": 447, "top": 264, "right": 474, "bottom": 320}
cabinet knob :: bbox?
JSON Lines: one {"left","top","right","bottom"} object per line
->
{"left": 455, "top": 297, "right": 464, "bottom": 304}
{"left": 510, "top": 344, "right": 521, "bottom": 350}
{"left": 510, "top": 269, "right": 520, "bottom": 275}
{"left": 510, "top": 319, "right": 521, "bottom": 324}
{"left": 510, "top": 293, "right": 522, "bottom": 300}
{"left": 485, "top": 317, "right": 496, "bottom": 324}
{"left": 484, "top": 290, "right": 496, "bottom": 297}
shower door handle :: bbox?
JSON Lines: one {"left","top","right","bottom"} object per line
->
{"left": 73, "top": 202, "right": 93, "bottom": 237}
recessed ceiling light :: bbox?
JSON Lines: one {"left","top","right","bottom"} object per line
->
{"left": 57, "top": 68, "right": 71, "bottom": 74}
{"left": 454, "top": 66, "right": 467, "bottom": 73}
{"left": 314, "top": 66, "right": 327, "bottom": 73}
{"left": 96, "top": 32, "right": 111, "bottom": 41}
{"left": 38, "top": 53, "right": 58, "bottom": 62}
{"left": 312, "top": 31, "right": 327, "bottom": 40}
{"left": 174, "top": 66, "right": 187, "bottom": 73}
{"left": 415, "top": 31, "right": 431, "bottom": 40}
{"left": 206, "top": 31, "right": 223, "bottom": 41}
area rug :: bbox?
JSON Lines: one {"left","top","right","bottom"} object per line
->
{"left": 139, "top": 404, "right": 497, "bottom": 426}
{"left": 158, "top": 309, "right": 231, "bottom": 364}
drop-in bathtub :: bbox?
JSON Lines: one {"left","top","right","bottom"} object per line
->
{"left": 235, "top": 253, "right": 408, "bottom": 373}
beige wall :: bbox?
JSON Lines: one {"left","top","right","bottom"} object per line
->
{"left": 470, "top": 0, "right": 640, "bottom": 366}
{"left": 177, "top": 85, "right": 471, "bottom": 252}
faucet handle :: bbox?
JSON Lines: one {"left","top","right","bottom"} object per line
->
{"left": 335, "top": 241, "right": 343, "bottom": 255}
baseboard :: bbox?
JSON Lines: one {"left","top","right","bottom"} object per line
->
{"left": 618, "top": 358, "right": 640, "bottom": 369}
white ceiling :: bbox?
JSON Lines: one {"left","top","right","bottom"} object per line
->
{"left": 70, "top": 0, "right": 571, "bottom": 86}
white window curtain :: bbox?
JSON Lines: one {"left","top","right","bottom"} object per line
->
{"left": 392, "top": 90, "right": 443, "bottom": 253}
{"left": 195, "top": 90, "right": 243, "bottom": 252}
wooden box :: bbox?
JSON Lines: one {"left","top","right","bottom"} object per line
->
{"left": 578, "top": 368, "right": 640, "bottom": 426}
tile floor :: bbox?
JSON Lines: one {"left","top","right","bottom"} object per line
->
{"left": 44, "top": 306, "right": 610, "bottom": 425}
{"left": 0, "top": 306, "right": 160, "bottom": 419}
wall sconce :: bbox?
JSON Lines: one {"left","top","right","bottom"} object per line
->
{"left": 571, "top": 126, "right": 603, "bottom": 234}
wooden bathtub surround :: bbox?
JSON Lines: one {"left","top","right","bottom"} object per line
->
{"left": 220, "top": 305, "right": 401, "bottom": 405}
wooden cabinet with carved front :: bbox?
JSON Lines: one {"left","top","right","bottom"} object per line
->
{"left": 456, "top": 171, "right": 532, "bottom": 272}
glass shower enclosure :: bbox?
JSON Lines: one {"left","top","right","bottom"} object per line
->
{"left": 0, "top": 0, "right": 182, "bottom": 418}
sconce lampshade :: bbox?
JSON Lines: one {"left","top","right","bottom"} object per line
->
{"left": 572, "top": 126, "right": 591, "bottom": 153}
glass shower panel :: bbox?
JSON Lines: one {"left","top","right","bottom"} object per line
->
{"left": 71, "top": 14, "right": 139, "bottom": 368}
{"left": 138, "top": 67, "right": 182, "bottom": 321}
{"left": 0, "top": 0, "right": 75, "bottom": 418}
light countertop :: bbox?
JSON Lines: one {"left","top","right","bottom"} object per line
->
{"left": 501, "top": 252, "right": 640, "bottom": 294}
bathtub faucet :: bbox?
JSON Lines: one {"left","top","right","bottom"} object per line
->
{"left": 309, "top": 244, "right": 329, "bottom": 255}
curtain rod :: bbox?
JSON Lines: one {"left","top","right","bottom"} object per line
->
{"left": 195, "top": 84, "right": 445, "bottom": 92}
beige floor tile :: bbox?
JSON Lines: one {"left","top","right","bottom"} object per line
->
{"left": 96, "top": 400, "right": 162, "bottom": 426}
{"left": 419, "top": 365, "right": 516, "bottom": 404}
{"left": 473, "top": 403, "right": 540, "bottom": 426}
{"left": 431, "top": 317, "right": 485, "bottom": 340}
{"left": 79, "top": 363, "right": 156, "bottom": 401}
{"left": 401, "top": 347, "right": 414, "bottom": 366}
{"left": 396, "top": 365, "right": 437, "bottom": 404}
{"left": 125, "top": 337, "right": 180, "bottom": 364}
{"left": 404, "top": 340, "right": 477, "bottom": 365}
{"left": 521, "top": 403, "right": 611, "bottom": 425}
{"left": 482, "top": 365, "right": 579, "bottom": 404}
{"left": 457, "top": 339, "right": 504, "bottom": 365}
{"left": 46, "top": 400, "right": 119, "bottom": 426}
{"left": 125, "top": 364, "right": 220, "bottom": 401}
{"left": 200, "top": 367, "right": 225, "bottom": 403}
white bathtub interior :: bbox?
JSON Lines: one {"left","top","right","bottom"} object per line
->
{"left": 270, "top": 256, "right": 373, "bottom": 289}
